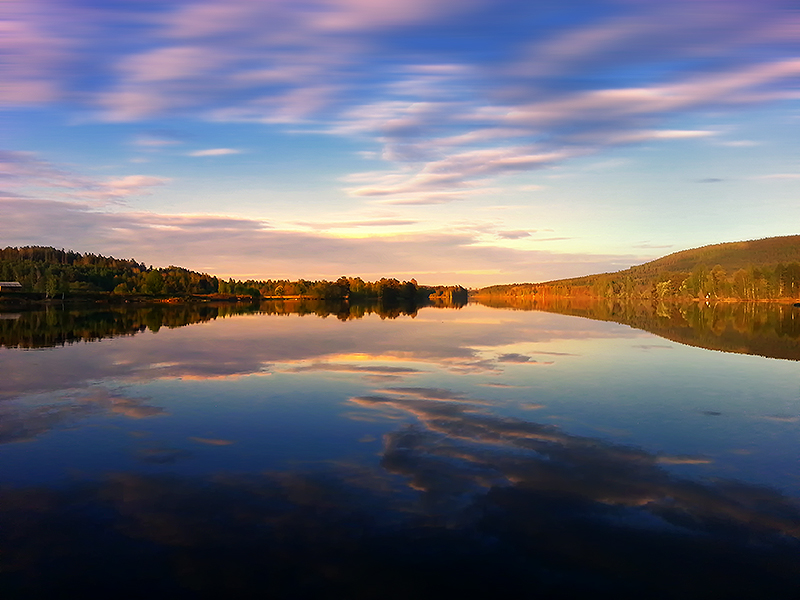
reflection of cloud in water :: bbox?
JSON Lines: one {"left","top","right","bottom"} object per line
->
{"left": 341, "top": 410, "right": 407, "bottom": 423}
{"left": 137, "top": 446, "right": 192, "bottom": 465}
{"left": 361, "top": 373, "right": 409, "bottom": 383}
{"left": 0, "top": 387, "right": 165, "bottom": 445}
{"left": 0, "top": 460, "right": 798, "bottom": 597}
{"left": 0, "top": 401, "right": 96, "bottom": 446}
{"left": 69, "top": 388, "right": 167, "bottom": 420}
{"left": 285, "top": 356, "right": 503, "bottom": 378}
{"left": 655, "top": 456, "right": 713, "bottom": 465}
{"left": 521, "top": 403, "right": 546, "bottom": 410}
{"left": 477, "top": 382, "right": 531, "bottom": 389}
{"left": 377, "top": 387, "right": 471, "bottom": 401}
{"left": 758, "top": 415, "right": 799, "bottom": 423}
{"left": 284, "top": 362, "right": 425, "bottom": 376}
{"left": 189, "top": 437, "right": 235, "bottom": 446}
{"left": 438, "top": 357, "right": 499, "bottom": 374}
{"left": 350, "top": 390, "right": 800, "bottom": 543}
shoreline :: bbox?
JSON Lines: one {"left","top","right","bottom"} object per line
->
{"left": 470, "top": 293, "right": 800, "bottom": 305}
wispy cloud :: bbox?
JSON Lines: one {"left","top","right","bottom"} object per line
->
{"left": 188, "top": 148, "right": 242, "bottom": 157}
{"left": 0, "top": 151, "right": 170, "bottom": 201}
{"left": 495, "top": 230, "right": 531, "bottom": 240}
{"left": 632, "top": 242, "right": 674, "bottom": 250}
{"left": 752, "top": 173, "right": 800, "bottom": 180}
{"left": 133, "top": 134, "right": 184, "bottom": 148}
{"left": 0, "top": 0, "right": 74, "bottom": 105}
{"left": 497, "top": 353, "right": 540, "bottom": 364}
{"left": 717, "top": 140, "right": 760, "bottom": 148}
{"left": 294, "top": 218, "right": 419, "bottom": 230}
{"left": 94, "top": 175, "right": 171, "bottom": 198}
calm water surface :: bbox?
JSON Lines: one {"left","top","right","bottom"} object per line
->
{"left": 1, "top": 302, "right": 798, "bottom": 598}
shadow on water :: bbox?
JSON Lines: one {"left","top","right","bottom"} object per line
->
{"left": 1, "top": 387, "right": 798, "bottom": 598}
{"left": 475, "top": 295, "right": 800, "bottom": 361}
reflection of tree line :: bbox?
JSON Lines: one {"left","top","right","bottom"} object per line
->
{"left": 0, "top": 304, "right": 254, "bottom": 349}
{"left": 476, "top": 296, "right": 800, "bottom": 361}
{"left": 0, "top": 297, "right": 467, "bottom": 349}
{"left": 259, "top": 298, "right": 423, "bottom": 321}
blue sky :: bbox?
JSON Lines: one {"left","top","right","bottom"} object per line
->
{"left": 2, "top": 0, "right": 799, "bottom": 285}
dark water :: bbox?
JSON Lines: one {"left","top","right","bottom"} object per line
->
{"left": 1, "top": 302, "right": 798, "bottom": 598}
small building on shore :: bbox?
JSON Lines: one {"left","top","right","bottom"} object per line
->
{"left": 0, "top": 282, "right": 23, "bottom": 292}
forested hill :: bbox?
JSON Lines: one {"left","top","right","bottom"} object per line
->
{"left": 624, "top": 235, "right": 800, "bottom": 275}
{"left": 477, "top": 235, "right": 800, "bottom": 301}
{"left": 0, "top": 246, "right": 219, "bottom": 297}
{"left": 0, "top": 246, "right": 466, "bottom": 302}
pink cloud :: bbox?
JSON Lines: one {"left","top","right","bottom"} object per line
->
{"left": 92, "top": 175, "right": 171, "bottom": 198}
{"left": 0, "top": 151, "right": 169, "bottom": 200}
{"left": 187, "top": 148, "right": 242, "bottom": 157}
{"left": 346, "top": 146, "right": 571, "bottom": 201}
{"left": 0, "top": 0, "right": 72, "bottom": 105}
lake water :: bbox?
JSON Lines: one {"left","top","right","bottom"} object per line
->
{"left": 1, "top": 301, "right": 798, "bottom": 598}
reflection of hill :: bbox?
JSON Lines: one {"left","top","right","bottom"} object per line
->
{"left": 0, "top": 298, "right": 444, "bottom": 349}
{"left": 476, "top": 296, "right": 800, "bottom": 361}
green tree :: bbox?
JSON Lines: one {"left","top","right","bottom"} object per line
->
{"left": 143, "top": 270, "right": 164, "bottom": 295}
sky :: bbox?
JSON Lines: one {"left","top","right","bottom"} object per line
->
{"left": 2, "top": 0, "right": 799, "bottom": 286}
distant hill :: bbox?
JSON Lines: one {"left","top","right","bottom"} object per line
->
{"left": 477, "top": 235, "right": 800, "bottom": 301}
{"left": 622, "top": 235, "right": 800, "bottom": 277}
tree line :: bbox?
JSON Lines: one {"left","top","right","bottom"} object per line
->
{"left": 0, "top": 246, "right": 462, "bottom": 302}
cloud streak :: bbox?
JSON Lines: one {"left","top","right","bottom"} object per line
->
{"left": 188, "top": 148, "right": 242, "bottom": 157}
{"left": 0, "top": 151, "right": 170, "bottom": 201}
